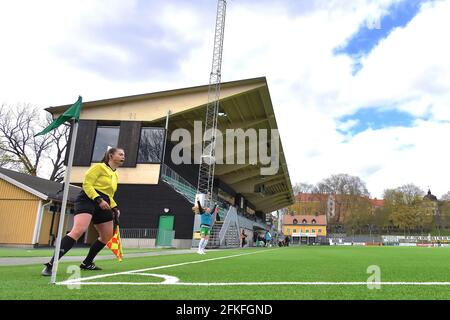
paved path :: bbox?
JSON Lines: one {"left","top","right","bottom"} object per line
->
{"left": 0, "top": 249, "right": 205, "bottom": 266}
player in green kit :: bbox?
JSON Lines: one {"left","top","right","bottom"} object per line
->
{"left": 193, "top": 201, "right": 217, "bottom": 255}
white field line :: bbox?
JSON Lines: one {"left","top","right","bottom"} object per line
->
{"left": 57, "top": 249, "right": 275, "bottom": 286}
{"left": 57, "top": 248, "right": 450, "bottom": 287}
{"left": 59, "top": 281, "right": 450, "bottom": 286}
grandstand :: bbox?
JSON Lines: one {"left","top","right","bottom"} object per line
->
{"left": 44, "top": 77, "right": 294, "bottom": 249}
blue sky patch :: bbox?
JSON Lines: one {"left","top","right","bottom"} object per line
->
{"left": 335, "top": 0, "right": 430, "bottom": 74}
{"left": 338, "top": 108, "right": 417, "bottom": 135}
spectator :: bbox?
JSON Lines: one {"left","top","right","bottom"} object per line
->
{"left": 215, "top": 207, "right": 220, "bottom": 222}
{"left": 260, "top": 234, "right": 266, "bottom": 247}
{"left": 240, "top": 229, "right": 247, "bottom": 248}
{"left": 284, "top": 235, "right": 290, "bottom": 247}
{"left": 265, "top": 231, "right": 272, "bottom": 247}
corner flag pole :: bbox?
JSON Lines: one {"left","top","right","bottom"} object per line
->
{"left": 50, "top": 119, "right": 79, "bottom": 284}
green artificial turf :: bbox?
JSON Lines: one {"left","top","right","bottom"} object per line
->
{"left": 0, "top": 247, "right": 172, "bottom": 257}
{"left": 1, "top": 246, "right": 450, "bottom": 300}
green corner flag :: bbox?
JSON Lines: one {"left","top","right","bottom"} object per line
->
{"left": 35, "top": 96, "right": 82, "bottom": 137}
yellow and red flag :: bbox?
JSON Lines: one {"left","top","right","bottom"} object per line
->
{"left": 106, "top": 226, "right": 123, "bottom": 261}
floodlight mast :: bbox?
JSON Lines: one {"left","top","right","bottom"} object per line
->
{"left": 195, "top": 0, "right": 227, "bottom": 208}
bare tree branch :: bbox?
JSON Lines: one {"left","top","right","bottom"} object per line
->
{"left": 47, "top": 115, "right": 70, "bottom": 182}
{"left": 0, "top": 104, "right": 66, "bottom": 179}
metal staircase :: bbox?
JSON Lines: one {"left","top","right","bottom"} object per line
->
{"left": 217, "top": 205, "right": 240, "bottom": 248}
{"left": 206, "top": 221, "right": 223, "bottom": 248}
{"left": 206, "top": 218, "right": 240, "bottom": 248}
{"left": 222, "top": 224, "right": 240, "bottom": 247}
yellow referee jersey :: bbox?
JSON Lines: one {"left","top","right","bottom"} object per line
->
{"left": 82, "top": 162, "right": 118, "bottom": 208}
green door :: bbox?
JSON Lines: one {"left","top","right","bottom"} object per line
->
{"left": 156, "top": 215, "right": 174, "bottom": 247}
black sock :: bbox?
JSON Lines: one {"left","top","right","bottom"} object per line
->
{"left": 48, "top": 235, "right": 76, "bottom": 265}
{"left": 83, "top": 240, "right": 106, "bottom": 265}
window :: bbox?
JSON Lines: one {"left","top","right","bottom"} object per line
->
{"left": 312, "top": 229, "right": 315, "bottom": 233}
{"left": 293, "top": 219, "right": 298, "bottom": 225}
{"left": 92, "top": 126, "right": 120, "bottom": 162}
{"left": 293, "top": 229, "right": 297, "bottom": 233}
{"left": 302, "top": 219, "right": 307, "bottom": 224}
{"left": 306, "top": 229, "right": 309, "bottom": 233}
{"left": 318, "top": 229, "right": 322, "bottom": 233}
{"left": 287, "top": 228, "right": 290, "bottom": 233}
{"left": 312, "top": 219, "right": 317, "bottom": 224}
{"left": 138, "top": 127, "right": 165, "bottom": 163}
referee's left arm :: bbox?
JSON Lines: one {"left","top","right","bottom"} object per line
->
{"left": 82, "top": 165, "right": 102, "bottom": 202}
{"left": 109, "top": 197, "right": 118, "bottom": 209}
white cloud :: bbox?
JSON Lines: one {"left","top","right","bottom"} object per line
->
{"left": 0, "top": 0, "right": 449, "bottom": 198}
{"left": 337, "top": 119, "right": 360, "bottom": 132}
{"left": 342, "top": 0, "right": 450, "bottom": 120}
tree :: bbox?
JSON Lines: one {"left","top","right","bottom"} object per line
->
{"left": 0, "top": 142, "right": 21, "bottom": 169}
{"left": 0, "top": 104, "right": 69, "bottom": 181}
{"left": 372, "top": 206, "right": 393, "bottom": 233}
{"left": 288, "top": 183, "right": 328, "bottom": 217}
{"left": 414, "top": 198, "right": 435, "bottom": 234}
{"left": 396, "top": 184, "right": 424, "bottom": 204}
{"left": 45, "top": 114, "right": 70, "bottom": 182}
{"left": 316, "top": 174, "right": 370, "bottom": 225}
{"left": 440, "top": 191, "right": 450, "bottom": 201}
{"left": 383, "top": 185, "right": 433, "bottom": 234}
{"left": 316, "top": 173, "right": 369, "bottom": 196}
{"left": 344, "top": 196, "right": 372, "bottom": 233}
{"left": 438, "top": 201, "right": 450, "bottom": 231}
{"left": 292, "top": 183, "right": 315, "bottom": 195}
{"left": 383, "top": 188, "right": 411, "bottom": 232}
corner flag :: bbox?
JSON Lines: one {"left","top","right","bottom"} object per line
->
{"left": 35, "top": 96, "right": 82, "bottom": 137}
{"left": 38, "top": 96, "right": 83, "bottom": 284}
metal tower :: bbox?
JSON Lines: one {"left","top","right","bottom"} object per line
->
{"left": 195, "top": 0, "right": 227, "bottom": 207}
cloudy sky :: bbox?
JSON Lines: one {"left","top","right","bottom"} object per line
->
{"left": 1, "top": 0, "right": 449, "bottom": 199}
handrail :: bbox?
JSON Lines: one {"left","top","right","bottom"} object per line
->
{"left": 219, "top": 206, "right": 240, "bottom": 246}
{"left": 161, "top": 163, "right": 228, "bottom": 218}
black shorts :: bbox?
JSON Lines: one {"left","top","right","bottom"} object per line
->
{"left": 74, "top": 190, "right": 113, "bottom": 225}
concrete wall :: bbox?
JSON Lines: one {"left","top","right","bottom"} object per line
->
{"left": 121, "top": 238, "right": 156, "bottom": 249}
{"left": 121, "top": 238, "right": 192, "bottom": 249}
{"left": 172, "top": 239, "right": 192, "bottom": 249}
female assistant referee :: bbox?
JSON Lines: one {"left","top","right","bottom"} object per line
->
{"left": 41, "top": 147, "right": 125, "bottom": 276}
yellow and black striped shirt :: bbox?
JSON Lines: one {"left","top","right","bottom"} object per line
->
{"left": 82, "top": 162, "right": 118, "bottom": 209}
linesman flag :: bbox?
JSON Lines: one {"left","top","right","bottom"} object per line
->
{"left": 35, "top": 96, "right": 82, "bottom": 137}
{"left": 107, "top": 225, "right": 124, "bottom": 262}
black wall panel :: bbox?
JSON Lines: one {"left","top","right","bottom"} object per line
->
{"left": 163, "top": 141, "right": 199, "bottom": 187}
{"left": 117, "top": 121, "right": 141, "bottom": 167}
{"left": 65, "top": 120, "right": 97, "bottom": 166}
{"left": 114, "top": 184, "right": 195, "bottom": 239}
